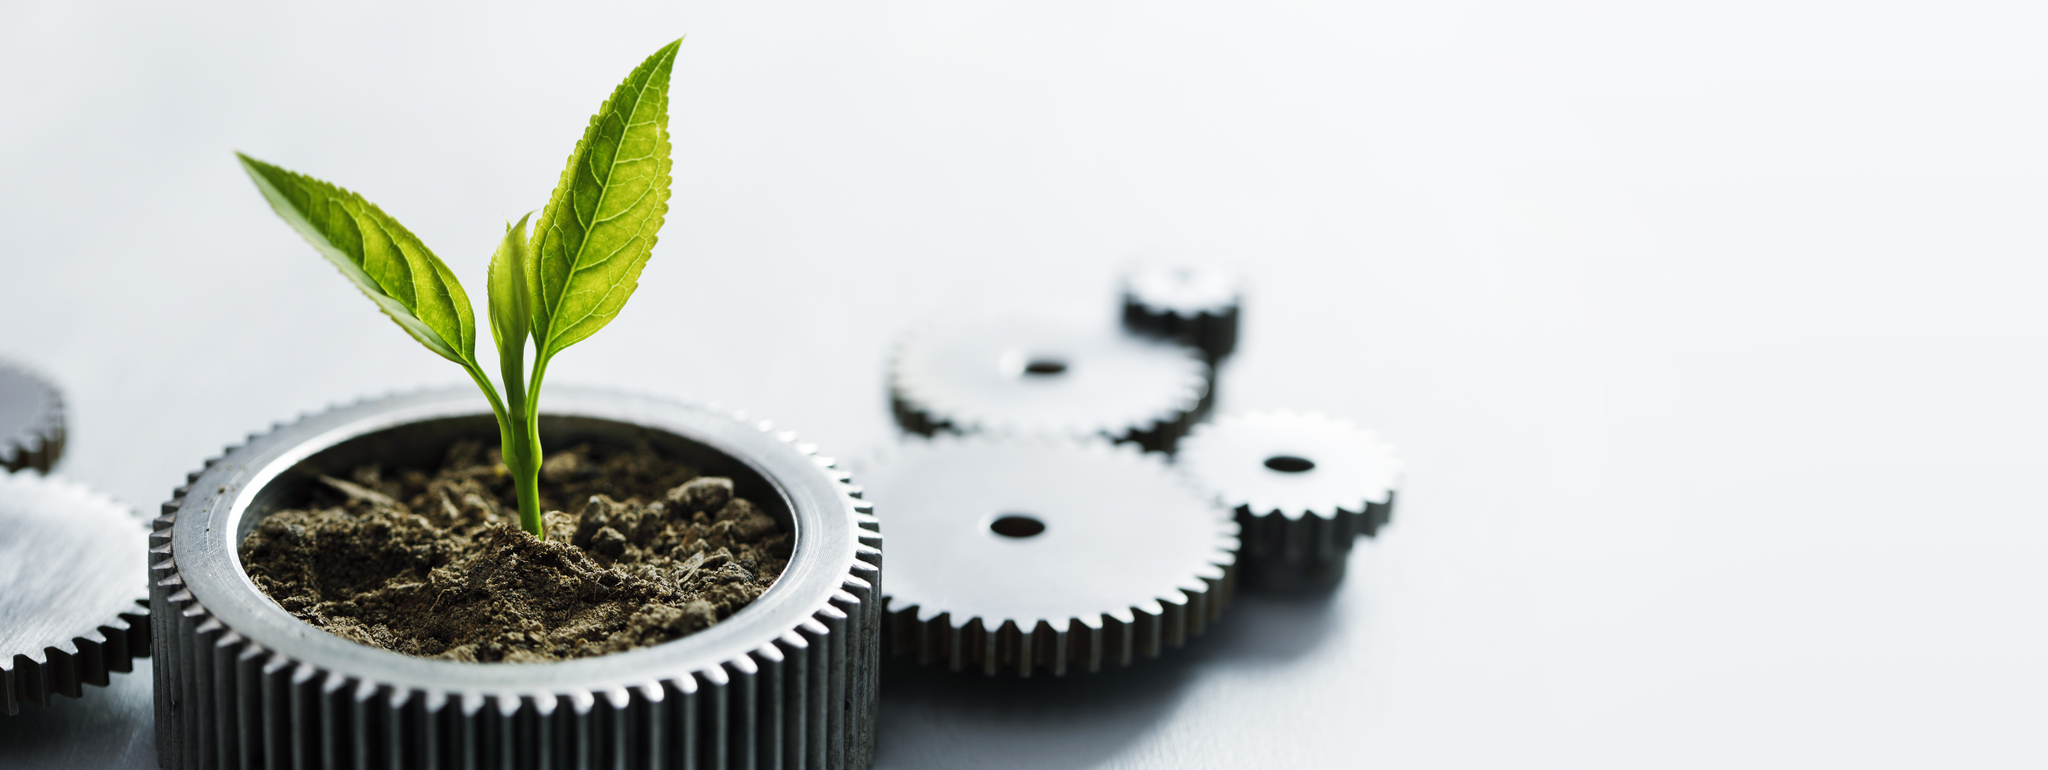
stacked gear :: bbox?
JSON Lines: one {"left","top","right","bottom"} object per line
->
{"left": 1120, "top": 263, "right": 1242, "bottom": 363}
{"left": 1176, "top": 411, "right": 1402, "bottom": 588}
{"left": 874, "top": 262, "right": 1406, "bottom": 676}
{"left": 0, "top": 470, "right": 151, "bottom": 715}
{"left": 0, "top": 360, "right": 65, "bottom": 473}
{"left": 856, "top": 437, "right": 1237, "bottom": 677}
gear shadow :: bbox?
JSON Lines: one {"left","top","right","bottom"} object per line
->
{"left": 874, "top": 582, "right": 1346, "bottom": 769}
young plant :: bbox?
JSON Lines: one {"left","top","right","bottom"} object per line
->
{"left": 238, "top": 39, "right": 680, "bottom": 540}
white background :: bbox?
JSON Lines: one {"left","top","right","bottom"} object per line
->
{"left": 2, "top": 1, "right": 2044, "bottom": 767}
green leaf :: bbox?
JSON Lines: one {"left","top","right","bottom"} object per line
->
{"left": 529, "top": 39, "right": 680, "bottom": 360}
{"left": 238, "top": 153, "right": 478, "bottom": 365}
{"left": 488, "top": 213, "right": 534, "bottom": 362}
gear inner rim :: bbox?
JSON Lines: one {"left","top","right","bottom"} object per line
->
{"left": 170, "top": 388, "right": 863, "bottom": 694}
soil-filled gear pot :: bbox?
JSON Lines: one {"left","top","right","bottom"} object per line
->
{"left": 150, "top": 388, "right": 881, "bottom": 769}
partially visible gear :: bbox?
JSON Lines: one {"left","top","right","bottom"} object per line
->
{"left": 0, "top": 470, "right": 150, "bottom": 715}
{"left": 0, "top": 360, "right": 65, "bottom": 473}
{"left": 1174, "top": 411, "right": 1401, "bottom": 588}
{"left": 855, "top": 436, "right": 1237, "bottom": 677}
{"left": 889, "top": 311, "right": 1210, "bottom": 452}
{"left": 1120, "top": 263, "right": 1242, "bottom": 362}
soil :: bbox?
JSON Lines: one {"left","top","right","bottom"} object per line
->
{"left": 238, "top": 440, "right": 791, "bottom": 662}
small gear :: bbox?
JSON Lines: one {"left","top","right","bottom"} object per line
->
{"left": 0, "top": 470, "right": 151, "bottom": 715}
{"left": 1120, "top": 263, "right": 1242, "bottom": 362}
{"left": 889, "top": 311, "right": 1210, "bottom": 452}
{"left": 856, "top": 436, "right": 1237, "bottom": 676}
{"left": 1174, "top": 411, "right": 1401, "bottom": 588}
{"left": 0, "top": 360, "right": 65, "bottom": 473}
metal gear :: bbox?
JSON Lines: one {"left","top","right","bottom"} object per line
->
{"left": 1120, "top": 263, "right": 1241, "bottom": 362}
{"left": 888, "top": 311, "right": 1210, "bottom": 453}
{"left": 150, "top": 388, "right": 882, "bottom": 769}
{"left": 854, "top": 436, "right": 1237, "bottom": 677}
{"left": 0, "top": 360, "right": 65, "bottom": 473}
{"left": 1174, "top": 411, "right": 1402, "bottom": 588}
{"left": 0, "top": 470, "right": 151, "bottom": 715}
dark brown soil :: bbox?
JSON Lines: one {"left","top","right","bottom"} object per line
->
{"left": 238, "top": 441, "right": 790, "bottom": 662}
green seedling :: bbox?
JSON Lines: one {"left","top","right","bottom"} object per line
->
{"left": 239, "top": 39, "right": 680, "bottom": 539}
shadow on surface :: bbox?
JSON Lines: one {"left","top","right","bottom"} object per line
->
{"left": 876, "top": 583, "right": 1346, "bottom": 769}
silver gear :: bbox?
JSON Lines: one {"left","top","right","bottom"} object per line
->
{"left": 1120, "top": 263, "right": 1241, "bottom": 362}
{"left": 1174, "top": 411, "right": 1402, "bottom": 588}
{"left": 149, "top": 388, "right": 882, "bottom": 769}
{"left": 0, "top": 470, "right": 150, "bottom": 715}
{"left": 854, "top": 436, "right": 1237, "bottom": 677}
{"left": 0, "top": 360, "right": 65, "bottom": 473}
{"left": 889, "top": 311, "right": 1210, "bottom": 452}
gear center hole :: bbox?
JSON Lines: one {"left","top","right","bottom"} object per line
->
{"left": 1264, "top": 455, "right": 1315, "bottom": 473}
{"left": 1023, "top": 358, "right": 1068, "bottom": 376}
{"left": 999, "top": 350, "right": 1071, "bottom": 378}
{"left": 989, "top": 514, "right": 1047, "bottom": 538}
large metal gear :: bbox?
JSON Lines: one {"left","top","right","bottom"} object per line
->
{"left": 0, "top": 470, "right": 151, "bottom": 715}
{"left": 889, "top": 311, "right": 1210, "bottom": 452}
{"left": 1120, "top": 263, "right": 1242, "bottom": 362}
{"left": 0, "top": 360, "right": 65, "bottom": 473}
{"left": 855, "top": 436, "right": 1237, "bottom": 677}
{"left": 1174, "top": 411, "right": 1402, "bottom": 588}
{"left": 149, "top": 388, "right": 882, "bottom": 769}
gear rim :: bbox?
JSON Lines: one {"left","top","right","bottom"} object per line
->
{"left": 150, "top": 388, "right": 881, "bottom": 769}
{"left": 856, "top": 435, "right": 1237, "bottom": 677}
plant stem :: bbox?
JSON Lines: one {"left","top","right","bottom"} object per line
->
{"left": 497, "top": 345, "right": 545, "bottom": 538}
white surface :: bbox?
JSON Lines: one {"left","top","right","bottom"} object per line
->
{"left": 2, "top": 1, "right": 2044, "bottom": 767}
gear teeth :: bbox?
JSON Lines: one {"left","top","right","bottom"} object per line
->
{"left": 883, "top": 564, "right": 1236, "bottom": 678}
{"left": 1176, "top": 410, "right": 1402, "bottom": 588}
{"left": 0, "top": 360, "right": 65, "bottom": 473}
{"left": 1119, "top": 263, "right": 1242, "bottom": 364}
{"left": 0, "top": 471, "right": 153, "bottom": 715}
{"left": 1, "top": 603, "right": 150, "bottom": 715}
{"left": 869, "top": 435, "right": 1237, "bottom": 677}
{"left": 887, "top": 312, "right": 1211, "bottom": 453}
{"left": 150, "top": 389, "right": 882, "bottom": 769}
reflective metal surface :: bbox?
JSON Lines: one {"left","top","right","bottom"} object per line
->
{"left": 0, "top": 471, "right": 149, "bottom": 715}
{"left": 889, "top": 312, "right": 1208, "bottom": 452}
{"left": 854, "top": 437, "right": 1236, "bottom": 677}
{"left": 1175, "top": 411, "right": 1400, "bottom": 588}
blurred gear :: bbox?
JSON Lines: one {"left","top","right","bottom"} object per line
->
{"left": 1174, "top": 411, "right": 1401, "bottom": 588}
{"left": 889, "top": 311, "right": 1209, "bottom": 452}
{"left": 0, "top": 360, "right": 65, "bottom": 473}
{"left": 0, "top": 470, "right": 150, "bottom": 715}
{"left": 857, "top": 436, "right": 1237, "bottom": 676}
{"left": 1120, "top": 262, "right": 1242, "bottom": 361}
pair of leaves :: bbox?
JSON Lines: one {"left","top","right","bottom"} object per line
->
{"left": 237, "top": 38, "right": 681, "bottom": 375}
